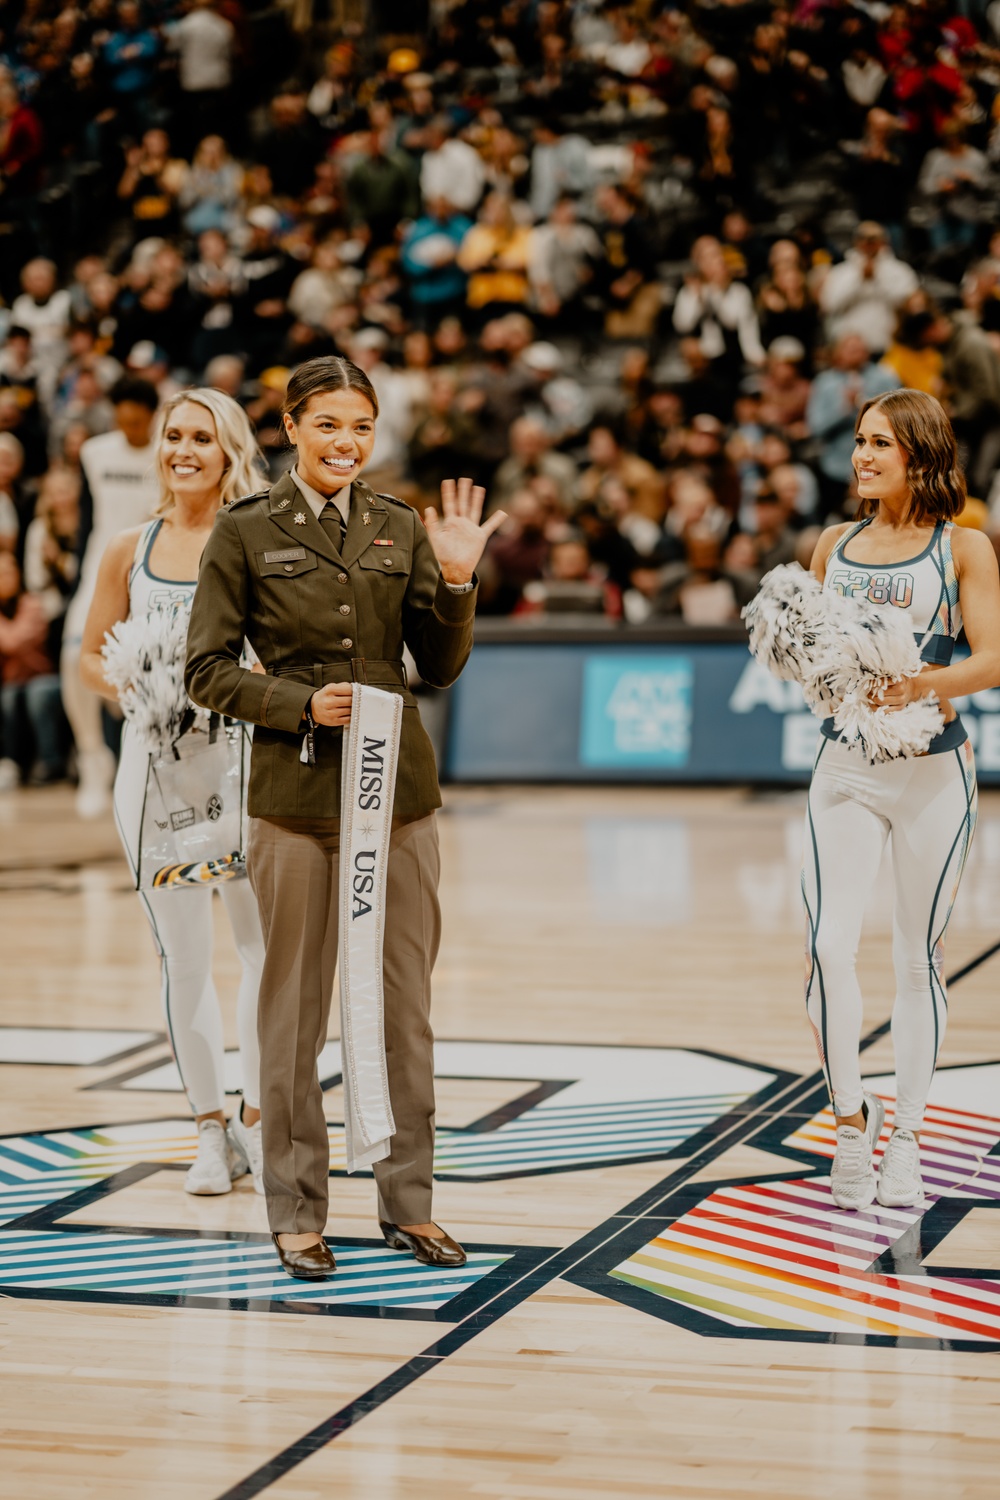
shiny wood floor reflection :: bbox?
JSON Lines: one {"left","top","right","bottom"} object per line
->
{"left": 2, "top": 784, "right": 1000, "bottom": 1500}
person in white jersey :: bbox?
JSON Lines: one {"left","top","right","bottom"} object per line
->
{"left": 806, "top": 388, "right": 1000, "bottom": 1210}
{"left": 62, "top": 377, "right": 160, "bottom": 818}
{"left": 80, "top": 388, "right": 267, "bottom": 1195}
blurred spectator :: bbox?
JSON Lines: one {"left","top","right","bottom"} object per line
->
{"left": 188, "top": 229, "right": 246, "bottom": 371}
{"left": 408, "top": 369, "right": 479, "bottom": 498}
{"left": 883, "top": 310, "right": 944, "bottom": 396}
{"left": 253, "top": 86, "right": 322, "bottom": 201}
{"left": 757, "top": 339, "right": 812, "bottom": 439}
{"left": 401, "top": 199, "right": 473, "bottom": 327}
{"left": 481, "top": 489, "right": 554, "bottom": 615}
{"left": 491, "top": 417, "right": 577, "bottom": 514}
{"left": 23, "top": 466, "right": 81, "bottom": 656}
{"left": 521, "top": 533, "right": 620, "bottom": 618}
{"left": 0, "top": 434, "right": 24, "bottom": 556}
{"left": 419, "top": 117, "right": 485, "bottom": 215}
{"left": 528, "top": 195, "right": 601, "bottom": 335}
{"left": 0, "top": 80, "right": 44, "bottom": 211}
{"left": 458, "top": 193, "right": 533, "bottom": 320}
{"left": 929, "top": 308, "right": 1000, "bottom": 493}
{"left": 757, "top": 244, "right": 820, "bottom": 367}
{"left": 346, "top": 130, "right": 419, "bottom": 248}
{"left": 578, "top": 424, "right": 668, "bottom": 555}
{"left": 819, "top": 222, "right": 919, "bottom": 354}
{"left": 103, "top": 1, "right": 161, "bottom": 135}
{"left": 179, "top": 136, "right": 243, "bottom": 237}
{"left": 674, "top": 236, "right": 765, "bottom": 404}
{"left": 167, "top": 0, "right": 236, "bottom": 151}
{"left": 807, "top": 333, "right": 899, "bottom": 510}
{"left": 0, "top": 551, "right": 67, "bottom": 788}
{"left": 117, "top": 129, "right": 187, "bottom": 242}
{"left": 842, "top": 110, "right": 910, "bottom": 253}
{"left": 529, "top": 123, "right": 593, "bottom": 220}
{"left": 520, "top": 342, "right": 592, "bottom": 444}
{"left": 593, "top": 183, "right": 660, "bottom": 340}
{"left": 10, "top": 260, "right": 71, "bottom": 403}
{"left": 61, "top": 376, "right": 158, "bottom": 817}
{"left": 918, "top": 125, "right": 991, "bottom": 261}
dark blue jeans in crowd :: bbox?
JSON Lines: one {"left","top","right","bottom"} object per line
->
{"left": 1, "top": 675, "right": 67, "bottom": 776}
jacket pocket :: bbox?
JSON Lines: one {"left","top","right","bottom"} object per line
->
{"left": 358, "top": 548, "right": 411, "bottom": 578}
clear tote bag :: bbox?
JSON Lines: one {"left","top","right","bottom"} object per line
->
{"left": 137, "top": 716, "right": 249, "bottom": 891}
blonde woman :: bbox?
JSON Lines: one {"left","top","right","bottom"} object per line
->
{"left": 81, "top": 389, "right": 267, "bottom": 1196}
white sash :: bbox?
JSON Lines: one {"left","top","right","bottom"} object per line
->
{"left": 338, "top": 684, "right": 403, "bottom": 1172}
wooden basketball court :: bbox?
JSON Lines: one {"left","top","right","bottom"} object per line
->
{"left": 2, "top": 782, "right": 999, "bottom": 1499}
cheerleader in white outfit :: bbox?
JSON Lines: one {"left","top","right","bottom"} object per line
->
{"left": 805, "top": 389, "right": 1000, "bottom": 1211}
{"left": 81, "top": 389, "right": 267, "bottom": 1195}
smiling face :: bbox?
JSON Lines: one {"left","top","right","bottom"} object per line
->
{"left": 159, "top": 400, "right": 227, "bottom": 505}
{"left": 283, "top": 387, "right": 376, "bottom": 495}
{"left": 853, "top": 404, "right": 909, "bottom": 508}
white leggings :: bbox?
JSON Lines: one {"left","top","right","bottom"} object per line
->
{"left": 803, "top": 736, "right": 977, "bottom": 1132}
{"left": 113, "top": 727, "right": 264, "bottom": 1115}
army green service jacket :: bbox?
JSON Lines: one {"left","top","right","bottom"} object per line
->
{"left": 184, "top": 471, "right": 477, "bottom": 820}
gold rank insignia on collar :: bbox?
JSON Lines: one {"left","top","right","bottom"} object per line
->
{"left": 277, "top": 497, "right": 291, "bottom": 509}
{"left": 293, "top": 512, "right": 307, "bottom": 525}
{"left": 363, "top": 512, "right": 372, "bottom": 525}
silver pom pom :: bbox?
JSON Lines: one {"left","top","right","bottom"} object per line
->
{"left": 101, "top": 606, "right": 207, "bottom": 751}
{"left": 743, "top": 563, "right": 944, "bottom": 762}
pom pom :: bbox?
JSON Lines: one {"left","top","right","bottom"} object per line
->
{"left": 101, "top": 606, "right": 206, "bottom": 751}
{"left": 743, "top": 563, "right": 944, "bottom": 762}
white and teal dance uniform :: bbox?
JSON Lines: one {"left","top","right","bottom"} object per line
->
{"left": 112, "top": 520, "right": 263, "bottom": 1115}
{"left": 803, "top": 518, "right": 977, "bottom": 1131}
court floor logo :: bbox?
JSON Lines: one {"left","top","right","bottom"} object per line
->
{"left": 578, "top": 1063, "right": 1000, "bottom": 1351}
{"left": 0, "top": 1040, "right": 781, "bottom": 1322}
{"left": 580, "top": 655, "right": 694, "bottom": 768}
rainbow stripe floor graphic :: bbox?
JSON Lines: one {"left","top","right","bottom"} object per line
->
{"left": 608, "top": 1064, "right": 1000, "bottom": 1345}
{"left": 0, "top": 1120, "right": 518, "bottom": 1317}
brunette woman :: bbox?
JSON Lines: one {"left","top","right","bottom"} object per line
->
{"left": 185, "top": 356, "right": 505, "bottom": 1280}
{"left": 805, "top": 389, "right": 1000, "bottom": 1211}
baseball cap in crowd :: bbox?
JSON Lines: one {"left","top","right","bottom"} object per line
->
{"left": 521, "top": 342, "right": 563, "bottom": 374}
{"left": 247, "top": 206, "right": 281, "bottom": 233}
{"left": 351, "top": 327, "right": 389, "bottom": 352}
{"left": 387, "top": 48, "right": 421, "bottom": 75}
{"left": 127, "top": 341, "right": 168, "bottom": 371}
{"left": 767, "top": 337, "right": 806, "bottom": 363}
{"left": 258, "top": 367, "right": 290, "bottom": 392}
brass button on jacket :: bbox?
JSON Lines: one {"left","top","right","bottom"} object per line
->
{"left": 185, "top": 473, "right": 478, "bottom": 821}
{"left": 339, "top": 604, "right": 350, "bottom": 615}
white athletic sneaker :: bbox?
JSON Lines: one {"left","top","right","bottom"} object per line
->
{"left": 185, "top": 1119, "right": 247, "bottom": 1195}
{"left": 876, "top": 1128, "right": 924, "bottom": 1207}
{"left": 830, "top": 1092, "right": 885, "bottom": 1210}
{"left": 228, "top": 1109, "right": 264, "bottom": 1195}
{"left": 75, "top": 747, "right": 115, "bottom": 819}
{"left": 0, "top": 758, "right": 20, "bottom": 791}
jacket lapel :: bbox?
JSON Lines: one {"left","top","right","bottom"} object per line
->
{"left": 341, "top": 480, "right": 388, "bottom": 568}
{"left": 267, "top": 471, "right": 344, "bottom": 566}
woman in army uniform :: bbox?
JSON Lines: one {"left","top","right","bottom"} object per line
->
{"left": 185, "top": 356, "right": 505, "bottom": 1280}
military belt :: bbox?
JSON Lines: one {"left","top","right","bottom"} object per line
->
{"left": 273, "top": 659, "right": 409, "bottom": 689}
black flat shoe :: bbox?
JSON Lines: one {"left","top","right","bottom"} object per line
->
{"left": 379, "top": 1220, "right": 467, "bottom": 1268}
{"left": 272, "top": 1232, "right": 336, "bottom": 1280}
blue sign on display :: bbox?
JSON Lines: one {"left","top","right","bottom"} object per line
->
{"left": 444, "top": 640, "right": 1000, "bottom": 785}
{"left": 580, "top": 655, "right": 693, "bottom": 768}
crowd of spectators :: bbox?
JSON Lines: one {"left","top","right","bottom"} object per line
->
{"left": 4, "top": 0, "right": 1000, "bottom": 785}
